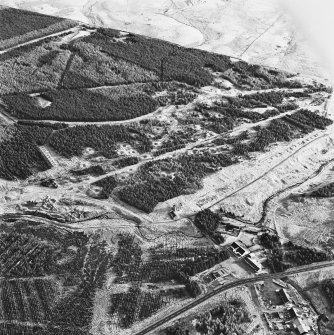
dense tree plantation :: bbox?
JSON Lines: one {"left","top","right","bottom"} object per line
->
{"left": 109, "top": 286, "right": 168, "bottom": 328}
{"left": 154, "top": 130, "right": 194, "bottom": 156}
{"left": 48, "top": 238, "right": 112, "bottom": 332}
{"left": 106, "top": 233, "right": 230, "bottom": 328}
{"left": 48, "top": 124, "right": 152, "bottom": 158}
{"left": 83, "top": 29, "right": 231, "bottom": 87}
{"left": 258, "top": 232, "right": 280, "bottom": 249}
{"left": 284, "top": 242, "right": 331, "bottom": 265}
{"left": 198, "top": 91, "right": 300, "bottom": 134}
{"left": 118, "top": 153, "right": 235, "bottom": 212}
{"left": 81, "top": 28, "right": 300, "bottom": 90}
{"left": 0, "top": 223, "right": 112, "bottom": 334}
{"left": 247, "top": 119, "right": 295, "bottom": 152}
{"left": 0, "top": 233, "right": 56, "bottom": 277}
{"left": 194, "top": 209, "right": 225, "bottom": 243}
{"left": 260, "top": 237, "right": 332, "bottom": 272}
{"left": 3, "top": 88, "right": 158, "bottom": 121}
{"left": 1, "top": 6, "right": 334, "bottom": 335}
{"left": 310, "top": 183, "right": 334, "bottom": 197}
{"left": 0, "top": 227, "right": 89, "bottom": 279}
{"left": 0, "top": 37, "right": 44, "bottom": 62}
{"left": 119, "top": 176, "right": 185, "bottom": 213}
{"left": 92, "top": 176, "right": 117, "bottom": 199}
{"left": 232, "top": 109, "right": 333, "bottom": 155}
{"left": 284, "top": 109, "right": 333, "bottom": 132}
{"left": 0, "top": 7, "right": 67, "bottom": 43}
{"left": 0, "top": 41, "right": 71, "bottom": 94}
{"left": 112, "top": 234, "right": 229, "bottom": 284}
{"left": 243, "top": 91, "right": 285, "bottom": 105}
{"left": 140, "top": 248, "right": 229, "bottom": 284}
{"left": 71, "top": 165, "right": 105, "bottom": 177}
{"left": 194, "top": 209, "right": 221, "bottom": 233}
{"left": 0, "top": 324, "right": 46, "bottom": 335}
{"left": 164, "top": 300, "right": 251, "bottom": 335}
{"left": 0, "top": 125, "right": 52, "bottom": 180}
{"left": 17, "top": 120, "right": 69, "bottom": 130}
{"left": 194, "top": 301, "right": 251, "bottom": 335}
{"left": 113, "top": 156, "right": 139, "bottom": 168}
{"left": 61, "top": 41, "right": 159, "bottom": 88}
{"left": 221, "top": 61, "right": 301, "bottom": 90}
{"left": 322, "top": 279, "right": 334, "bottom": 311}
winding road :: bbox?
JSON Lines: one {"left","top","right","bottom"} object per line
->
{"left": 232, "top": 157, "right": 334, "bottom": 227}
{"left": 135, "top": 260, "right": 334, "bottom": 335}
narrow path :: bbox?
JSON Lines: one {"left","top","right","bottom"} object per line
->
{"left": 1, "top": 79, "right": 164, "bottom": 97}
{"left": 57, "top": 52, "right": 75, "bottom": 89}
{"left": 239, "top": 15, "right": 282, "bottom": 57}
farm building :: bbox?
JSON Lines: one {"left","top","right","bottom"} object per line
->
{"left": 169, "top": 210, "right": 177, "bottom": 220}
{"left": 243, "top": 254, "right": 262, "bottom": 272}
{"left": 277, "top": 288, "right": 291, "bottom": 304}
{"left": 293, "top": 317, "right": 310, "bottom": 335}
{"left": 230, "top": 241, "right": 250, "bottom": 258}
{"left": 169, "top": 204, "right": 178, "bottom": 219}
{"left": 274, "top": 323, "right": 284, "bottom": 331}
{"left": 288, "top": 307, "right": 300, "bottom": 319}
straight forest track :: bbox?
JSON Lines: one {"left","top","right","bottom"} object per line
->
{"left": 0, "top": 79, "right": 164, "bottom": 98}
{"left": 0, "top": 26, "right": 81, "bottom": 56}
{"left": 239, "top": 15, "right": 283, "bottom": 57}
{"left": 57, "top": 52, "right": 76, "bottom": 89}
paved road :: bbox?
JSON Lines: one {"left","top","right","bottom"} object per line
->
{"left": 134, "top": 260, "right": 334, "bottom": 335}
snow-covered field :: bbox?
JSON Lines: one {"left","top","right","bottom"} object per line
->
{"left": 0, "top": 0, "right": 327, "bottom": 79}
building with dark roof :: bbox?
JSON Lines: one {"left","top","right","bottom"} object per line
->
{"left": 244, "top": 254, "right": 262, "bottom": 272}
{"left": 277, "top": 288, "right": 291, "bottom": 304}
{"left": 230, "top": 241, "right": 250, "bottom": 258}
{"left": 288, "top": 307, "right": 300, "bottom": 319}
